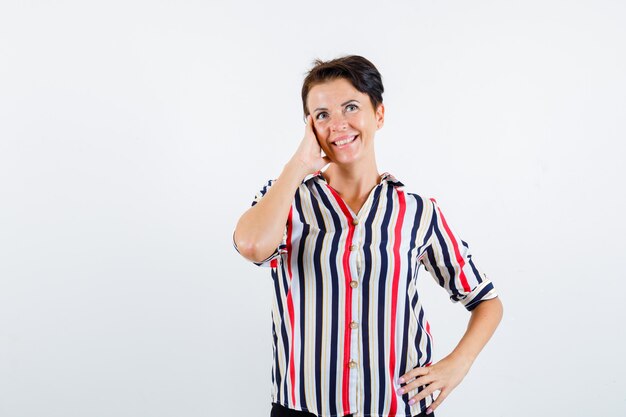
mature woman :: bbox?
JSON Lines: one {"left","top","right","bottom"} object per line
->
{"left": 233, "top": 55, "right": 503, "bottom": 417}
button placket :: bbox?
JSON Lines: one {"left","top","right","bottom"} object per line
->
{"left": 347, "top": 216, "right": 361, "bottom": 389}
{"left": 349, "top": 216, "right": 366, "bottom": 414}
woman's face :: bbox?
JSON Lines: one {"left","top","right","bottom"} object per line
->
{"left": 307, "top": 78, "right": 384, "bottom": 167}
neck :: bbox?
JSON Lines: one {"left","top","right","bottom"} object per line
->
{"left": 322, "top": 159, "right": 381, "bottom": 200}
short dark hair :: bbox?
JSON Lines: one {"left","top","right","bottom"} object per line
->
{"left": 301, "top": 55, "right": 384, "bottom": 117}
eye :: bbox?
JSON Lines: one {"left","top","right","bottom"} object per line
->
{"left": 346, "top": 104, "right": 358, "bottom": 112}
{"left": 315, "top": 112, "right": 328, "bottom": 121}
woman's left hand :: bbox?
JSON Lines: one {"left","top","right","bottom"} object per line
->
{"left": 397, "top": 353, "right": 473, "bottom": 414}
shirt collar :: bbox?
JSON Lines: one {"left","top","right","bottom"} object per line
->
{"left": 379, "top": 172, "right": 404, "bottom": 187}
{"left": 305, "top": 170, "right": 404, "bottom": 188}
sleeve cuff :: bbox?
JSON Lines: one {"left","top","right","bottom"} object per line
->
{"left": 457, "top": 280, "right": 498, "bottom": 311}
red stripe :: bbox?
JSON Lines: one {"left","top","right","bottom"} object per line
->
{"left": 430, "top": 198, "right": 471, "bottom": 293}
{"left": 425, "top": 321, "right": 433, "bottom": 364}
{"left": 326, "top": 185, "right": 354, "bottom": 415}
{"left": 285, "top": 208, "right": 297, "bottom": 405}
{"left": 286, "top": 207, "right": 294, "bottom": 282}
{"left": 388, "top": 190, "right": 406, "bottom": 417}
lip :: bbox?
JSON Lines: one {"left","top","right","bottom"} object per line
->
{"left": 331, "top": 134, "right": 358, "bottom": 144}
{"left": 331, "top": 133, "right": 360, "bottom": 149}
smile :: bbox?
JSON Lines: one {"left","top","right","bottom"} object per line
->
{"left": 332, "top": 135, "right": 357, "bottom": 147}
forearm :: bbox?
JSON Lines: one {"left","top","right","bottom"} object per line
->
{"left": 448, "top": 296, "right": 503, "bottom": 366}
{"left": 234, "top": 159, "right": 309, "bottom": 262}
{"left": 399, "top": 296, "right": 503, "bottom": 413}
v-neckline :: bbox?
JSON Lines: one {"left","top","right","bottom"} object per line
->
{"left": 317, "top": 171, "right": 385, "bottom": 219}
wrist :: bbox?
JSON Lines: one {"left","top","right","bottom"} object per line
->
{"left": 448, "top": 349, "right": 476, "bottom": 369}
{"left": 284, "top": 158, "right": 313, "bottom": 179}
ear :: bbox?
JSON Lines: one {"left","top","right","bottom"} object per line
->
{"left": 375, "top": 103, "right": 385, "bottom": 129}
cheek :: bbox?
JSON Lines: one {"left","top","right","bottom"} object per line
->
{"left": 313, "top": 122, "right": 329, "bottom": 137}
{"left": 347, "top": 114, "right": 366, "bottom": 128}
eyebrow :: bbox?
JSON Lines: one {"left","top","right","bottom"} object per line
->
{"left": 313, "top": 100, "right": 360, "bottom": 113}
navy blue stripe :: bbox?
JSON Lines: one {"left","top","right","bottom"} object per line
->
{"left": 467, "top": 253, "right": 483, "bottom": 284}
{"left": 416, "top": 295, "right": 432, "bottom": 365}
{"left": 410, "top": 292, "right": 422, "bottom": 363}
{"left": 400, "top": 287, "right": 412, "bottom": 415}
{"left": 376, "top": 185, "right": 394, "bottom": 416}
{"left": 424, "top": 247, "right": 444, "bottom": 287}
{"left": 400, "top": 195, "right": 423, "bottom": 415}
{"left": 432, "top": 223, "right": 460, "bottom": 299}
{"left": 271, "top": 316, "right": 279, "bottom": 389}
{"left": 274, "top": 260, "right": 290, "bottom": 403}
{"left": 280, "top": 251, "right": 289, "bottom": 296}
{"left": 418, "top": 207, "right": 435, "bottom": 261}
{"left": 465, "top": 283, "right": 495, "bottom": 311}
{"left": 313, "top": 182, "right": 341, "bottom": 417}
{"left": 405, "top": 195, "right": 424, "bottom": 284}
{"left": 294, "top": 191, "right": 309, "bottom": 408}
{"left": 309, "top": 189, "right": 326, "bottom": 411}
{"left": 408, "top": 297, "right": 430, "bottom": 411}
{"left": 416, "top": 306, "right": 430, "bottom": 411}
{"left": 361, "top": 185, "right": 382, "bottom": 417}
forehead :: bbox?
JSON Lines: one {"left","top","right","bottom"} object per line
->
{"left": 307, "top": 78, "right": 366, "bottom": 108}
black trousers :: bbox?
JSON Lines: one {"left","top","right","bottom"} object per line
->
{"left": 271, "top": 402, "right": 433, "bottom": 417}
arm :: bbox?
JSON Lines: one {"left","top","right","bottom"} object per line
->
{"left": 233, "top": 161, "right": 308, "bottom": 263}
{"left": 233, "top": 115, "right": 330, "bottom": 263}
{"left": 399, "top": 199, "right": 502, "bottom": 413}
{"left": 399, "top": 297, "right": 503, "bottom": 414}
{"left": 450, "top": 295, "right": 503, "bottom": 366}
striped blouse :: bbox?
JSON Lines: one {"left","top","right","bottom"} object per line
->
{"left": 234, "top": 171, "right": 497, "bottom": 417}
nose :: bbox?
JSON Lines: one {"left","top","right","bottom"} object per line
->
{"left": 329, "top": 112, "right": 348, "bottom": 132}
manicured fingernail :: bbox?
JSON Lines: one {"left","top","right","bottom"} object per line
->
{"left": 397, "top": 388, "right": 404, "bottom": 394}
{"left": 426, "top": 408, "right": 432, "bottom": 414}
{"left": 408, "top": 398, "right": 416, "bottom": 405}
{"left": 398, "top": 377, "right": 405, "bottom": 383}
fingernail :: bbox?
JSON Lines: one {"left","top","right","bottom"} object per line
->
{"left": 398, "top": 377, "right": 405, "bottom": 383}
{"left": 408, "top": 399, "right": 416, "bottom": 405}
{"left": 426, "top": 408, "right": 432, "bottom": 414}
{"left": 397, "top": 388, "right": 404, "bottom": 394}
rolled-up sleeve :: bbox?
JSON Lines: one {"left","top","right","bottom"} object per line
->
{"left": 420, "top": 198, "right": 497, "bottom": 311}
{"left": 232, "top": 179, "right": 288, "bottom": 268}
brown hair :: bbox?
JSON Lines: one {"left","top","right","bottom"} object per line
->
{"left": 301, "top": 55, "right": 384, "bottom": 117}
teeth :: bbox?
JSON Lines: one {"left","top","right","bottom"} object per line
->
{"left": 335, "top": 135, "right": 356, "bottom": 146}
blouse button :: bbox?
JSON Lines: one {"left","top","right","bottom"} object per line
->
{"left": 350, "top": 280, "right": 359, "bottom": 289}
{"left": 349, "top": 244, "right": 357, "bottom": 251}
{"left": 348, "top": 360, "right": 357, "bottom": 368}
{"left": 352, "top": 218, "right": 359, "bottom": 226}
{"left": 350, "top": 321, "right": 358, "bottom": 329}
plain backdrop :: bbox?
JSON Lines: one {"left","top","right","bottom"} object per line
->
{"left": 1, "top": 1, "right": 625, "bottom": 416}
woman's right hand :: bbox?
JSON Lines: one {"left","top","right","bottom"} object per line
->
{"left": 234, "top": 115, "right": 331, "bottom": 263}
{"left": 290, "top": 115, "right": 331, "bottom": 175}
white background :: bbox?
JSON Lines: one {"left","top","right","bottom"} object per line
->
{"left": 1, "top": 1, "right": 625, "bottom": 416}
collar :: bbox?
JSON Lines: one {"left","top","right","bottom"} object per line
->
{"left": 305, "top": 170, "right": 405, "bottom": 188}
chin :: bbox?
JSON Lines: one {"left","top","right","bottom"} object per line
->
{"left": 332, "top": 155, "right": 361, "bottom": 167}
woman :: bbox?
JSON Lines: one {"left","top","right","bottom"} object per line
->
{"left": 233, "top": 55, "right": 503, "bottom": 417}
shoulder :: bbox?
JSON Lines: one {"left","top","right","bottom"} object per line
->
{"left": 402, "top": 189, "right": 436, "bottom": 207}
{"left": 380, "top": 173, "right": 435, "bottom": 211}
